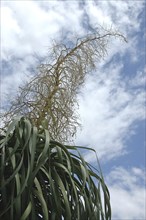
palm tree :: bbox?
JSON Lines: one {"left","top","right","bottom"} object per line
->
{"left": 0, "top": 117, "right": 111, "bottom": 220}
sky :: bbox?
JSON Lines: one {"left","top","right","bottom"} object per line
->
{"left": 0, "top": 0, "right": 145, "bottom": 219}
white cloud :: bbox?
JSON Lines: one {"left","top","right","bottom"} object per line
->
{"left": 1, "top": 1, "right": 85, "bottom": 106}
{"left": 1, "top": 0, "right": 144, "bottom": 62}
{"left": 1, "top": 1, "right": 84, "bottom": 60}
{"left": 86, "top": 1, "right": 144, "bottom": 33}
{"left": 84, "top": 1, "right": 112, "bottom": 26}
{"left": 130, "top": 70, "right": 145, "bottom": 88}
{"left": 84, "top": 1, "right": 145, "bottom": 64}
{"left": 1, "top": 6, "right": 22, "bottom": 60}
{"left": 76, "top": 63, "right": 145, "bottom": 161}
{"left": 106, "top": 166, "right": 145, "bottom": 219}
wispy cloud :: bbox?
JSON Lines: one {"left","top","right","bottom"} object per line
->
{"left": 85, "top": 1, "right": 144, "bottom": 32}
{"left": 106, "top": 166, "right": 145, "bottom": 219}
{"left": 76, "top": 62, "right": 145, "bottom": 161}
{"left": 1, "top": 1, "right": 84, "bottom": 60}
{"left": 1, "top": 1, "right": 85, "bottom": 106}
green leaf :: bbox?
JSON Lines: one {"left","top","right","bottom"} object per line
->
{"left": 0, "top": 117, "right": 111, "bottom": 220}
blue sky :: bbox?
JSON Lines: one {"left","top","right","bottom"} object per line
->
{"left": 1, "top": 1, "right": 145, "bottom": 219}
